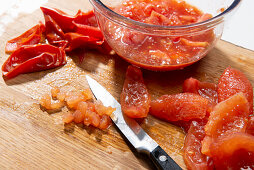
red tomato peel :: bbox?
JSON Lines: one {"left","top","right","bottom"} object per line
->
{"left": 5, "top": 22, "right": 45, "bottom": 53}
{"left": 2, "top": 44, "right": 66, "bottom": 79}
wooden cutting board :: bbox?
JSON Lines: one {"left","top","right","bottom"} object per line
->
{"left": 0, "top": 0, "right": 254, "bottom": 169}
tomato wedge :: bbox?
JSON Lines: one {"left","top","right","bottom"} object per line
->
{"left": 5, "top": 22, "right": 45, "bottom": 53}
{"left": 184, "top": 120, "right": 214, "bottom": 170}
{"left": 120, "top": 65, "right": 150, "bottom": 118}
{"left": 150, "top": 93, "right": 208, "bottom": 122}
{"left": 210, "top": 132, "right": 254, "bottom": 169}
{"left": 202, "top": 92, "right": 249, "bottom": 156}
{"left": 218, "top": 67, "right": 253, "bottom": 114}
{"left": 2, "top": 44, "right": 66, "bottom": 79}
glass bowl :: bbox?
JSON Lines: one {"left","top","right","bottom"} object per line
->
{"left": 89, "top": 0, "right": 241, "bottom": 71}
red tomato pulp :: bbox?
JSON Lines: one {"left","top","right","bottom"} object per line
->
{"left": 105, "top": 0, "right": 214, "bottom": 70}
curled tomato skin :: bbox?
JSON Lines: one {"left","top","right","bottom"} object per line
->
{"left": 120, "top": 65, "right": 151, "bottom": 118}
{"left": 218, "top": 67, "right": 253, "bottom": 114}
{"left": 40, "top": 7, "right": 97, "bottom": 33}
{"left": 5, "top": 22, "right": 45, "bottom": 53}
{"left": 64, "top": 32, "right": 104, "bottom": 52}
{"left": 150, "top": 93, "right": 208, "bottom": 122}
{"left": 43, "top": 13, "right": 68, "bottom": 48}
{"left": 2, "top": 44, "right": 66, "bottom": 79}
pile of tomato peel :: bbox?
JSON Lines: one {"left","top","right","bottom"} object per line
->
{"left": 121, "top": 66, "right": 254, "bottom": 169}
{"left": 2, "top": 7, "right": 111, "bottom": 79}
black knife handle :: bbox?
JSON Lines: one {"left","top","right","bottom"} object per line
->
{"left": 150, "top": 146, "right": 182, "bottom": 170}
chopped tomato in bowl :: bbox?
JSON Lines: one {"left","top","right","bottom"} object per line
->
{"left": 90, "top": 0, "right": 241, "bottom": 71}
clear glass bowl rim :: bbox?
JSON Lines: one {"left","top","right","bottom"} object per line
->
{"left": 89, "top": 0, "right": 241, "bottom": 31}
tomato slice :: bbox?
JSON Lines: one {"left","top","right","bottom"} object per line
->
{"left": 202, "top": 92, "right": 249, "bottom": 156}
{"left": 218, "top": 67, "right": 253, "bottom": 114}
{"left": 183, "top": 120, "right": 214, "bottom": 170}
{"left": 5, "top": 22, "right": 45, "bottom": 53}
{"left": 210, "top": 132, "right": 254, "bottom": 169}
{"left": 150, "top": 93, "right": 208, "bottom": 122}
{"left": 40, "top": 7, "right": 97, "bottom": 33}
{"left": 183, "top": 77, "right": 218, "bottom": 113}
{"left": 2, "top": 44, "right": 66, "bottom": 79}
{"left": 120, "top": 65, "right": 150, "bottom": 118}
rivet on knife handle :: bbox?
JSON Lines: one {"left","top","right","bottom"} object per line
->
{"left": 150, "top": 146, "right": 182, "bottom": 170}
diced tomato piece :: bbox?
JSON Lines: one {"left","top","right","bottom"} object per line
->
{"left": 94, "top": 100, "right": 115, "bottom": 116}
{"left": 120, "top": 65, "right": 151, "bottom": 118}
{"left": 202, "top": 92, "right": 249, "bottom": 156}
{"left": 210, "top": 132, "right": 254, "bottom": 169}
{"left": 51, "top": 86, "right": 60, "bottom": 99}
{"left": 73, "top": 110, "right": 85, "bottom": 123}
{"left": 247, "top": 116, "right": 254, "bottom": 135}
{"left": 63, "top": 112, "right": 74, "bottom": 124}
{"left": 5, "top": 22, "right": 45, "bottom": 53}
{"left": 40, "top": 93, "right": 64, "bottom": 110}
{"left": 81, "top": 89, "right": 93, "bottom": 101}
{"left": 77, "top": 101, "right": 88, "bottom": 114}
{"left": 65, "top": 91, "right": 86, "bottom": 109}
{"left": 99, "top": 115, "right": 112, "bottom": 130}
{"left": 150, "top": 93, "right": 208, "bottom": 122}
{"left": 183, "top": 120, "right": 214, "bottom": 170}
{"left": 218, "top": 67, "right": 253, "bottom": 114}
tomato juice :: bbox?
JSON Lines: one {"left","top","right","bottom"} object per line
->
{"left": 104, "top": 0, "right": 214, "bottom": 70}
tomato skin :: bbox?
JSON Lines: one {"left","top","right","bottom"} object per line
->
{"left": 120, "top": 65, "right": 151, "bottom": 118}
{"left": 218, "top": 67, "right": 253, "bottom": 114}
{"left": 43, "top": 13, "right": 67, "bottom": 48}
{"left": 210, "top": 132, "right": 254, "bottom": 170}
{"left": 64, "top": 32, "right": 103, "bottom": 52}
{"left": 5, "top": 22, "right": 45, "bottom": 53}
{"left": 2, "top": 44, "right": 66, "bottom": 79}
{"left": 40, "top": 7, "right": 98, "bottom": 33}
{"left": 150, "top": 93, "right": 208, "bottom": 122}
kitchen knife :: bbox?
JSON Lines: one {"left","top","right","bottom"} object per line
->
{"left": 86, "top": 75, "right": 182, "bottom": 170}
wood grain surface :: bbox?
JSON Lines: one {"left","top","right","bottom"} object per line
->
{"left": 0, "top": 0, "right": 254, "bottom": 169}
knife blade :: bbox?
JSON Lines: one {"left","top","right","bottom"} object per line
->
{"left": 86, "top": 75, "right": 182, "bottom": 170}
